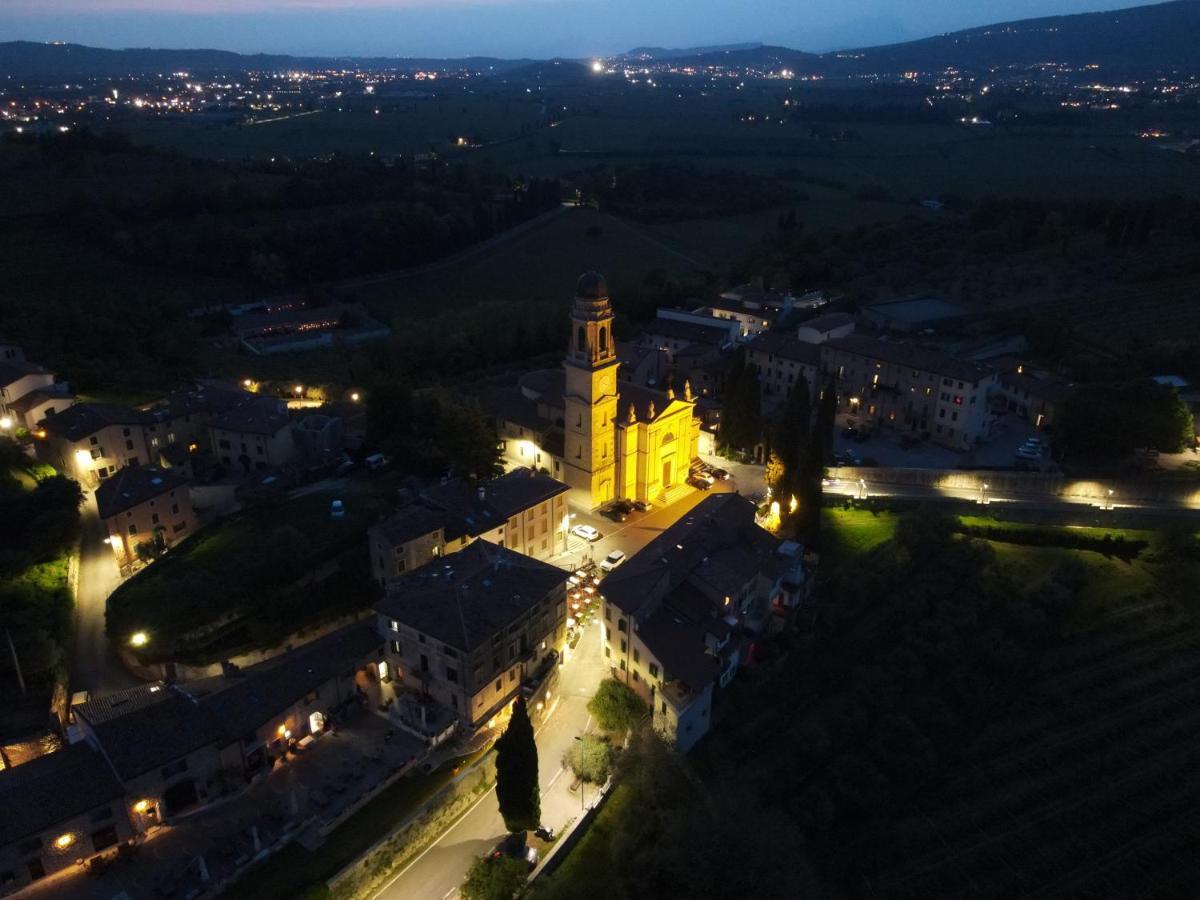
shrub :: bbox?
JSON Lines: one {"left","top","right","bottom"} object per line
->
{"left": 587, "top": 678, "right": 648, "bottom": 734}
{"left": 563, "top": 734, "right": 615, "bottom": 784}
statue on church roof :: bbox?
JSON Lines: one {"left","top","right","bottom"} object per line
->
{"left": 627, "top": 404, "right": 637, "bottom": 424}
{"left": 647, "top": 400, "right": 656, "bottom": 420}
{"left": 666, "top": 385, "right": 675, "bottom": 400}
{"left": 684, "top": 380, "right": 694, "bottom": 402}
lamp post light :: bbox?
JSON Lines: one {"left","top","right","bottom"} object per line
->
{"left": 0, "top": 416, "right": 11, "bottom": 431}
{"left": 858, "top": 478, "right": 867, "bottom": 500}
{"left": 129, "top": 631, "right": 149, "bottom": 649}
{"left": 980, "top": 482, "right": 990, "bottom": 506}
{"left": 1107, "top": 488, "right": 1115, "bottom": 511}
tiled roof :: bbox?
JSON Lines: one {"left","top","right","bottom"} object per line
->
{"left": 799, "top": 312, "right": 855, "bottom": 333}
{"left": 76, "top": 623, "right": 381, "bottom": 780}
{"left": 6, "top": 386, "right": 74, "bottom": 415}
{"left": 823, "top": 336, "right": 992, "bottom": 384}
{"left": 0, "top": 359, "right": 49, "bottom": 388}
{"left": 601, "top": 493, "right": 764, "bottom": 618}
{"left": 41, "top": 403, "right": 154, "bottom": 442}
{"left": 641, "top": 318, "right": 734, "bottom": 346}
{"left": 748, "top": 332, "right": 822, "bottom": 366}
{"left": 478, "top": 386, "right": 554, "bottom": 434}
{"left": 373, "top": 503, "right": 449, "bottom": 547}
{"left": 208, "top": 396, "right": 290, "bottom": 437}
{"left": 422, "top": 468, "right": 568, "bottom": 535}
{"left": 160, "top": 382, "right": 255, "bottom": 421}
{"left": 375, "top": 541, "right": 568, "bottom": 653}
{"left": 95, "top": 465, "right": 188, "bottom": 520}
{"left": 0, "top": 743, "right": 125, "bottom": 846}
{"left": 1000, "top": 371, "right": 1075, "bottom": 404}
{"left": 636, "top": 607, "right": 721, "bottom": 694}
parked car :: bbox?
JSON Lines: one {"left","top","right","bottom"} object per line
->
{"left": 632, "top": 499, "right": 652, "bottom": 513}
{"left": 688, "top": 475, "right": 713, "bottom": 491}
{"left": 493, "top": 834, "right": 538, "bottom": 871}
{"left": 330, "top": 499, "right": 345, "bottom": 519}
{"left": 601, "top": 503, "right": 627, "bottom": 523}
{"left": 572, "top": 524, "right": 601, "bottom": 542}
{"left": 692, "top": 471, "right": 715, "bottom": 486}
{"left": 711, "top": 468, "right": 731, "bottom": 481}
{"left": 599, "top": 549, "right": 626, "bottom": 572}
{"left": 1015, "top": 444, "right": 1043, "bottom": 460}
{"left": 364, "top": 453, "right": 392, "bottom": 470}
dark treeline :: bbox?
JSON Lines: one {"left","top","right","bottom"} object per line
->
{"left": 581, "top": 161, "right": 799, "bottom": 220}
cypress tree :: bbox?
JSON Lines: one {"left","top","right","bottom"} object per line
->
{"left": 495, "top": 696, "right": 540, "bottom": 833}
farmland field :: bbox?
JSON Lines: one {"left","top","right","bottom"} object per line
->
{"left": 863, "top": 529, "right": 1200, "bottom": 898}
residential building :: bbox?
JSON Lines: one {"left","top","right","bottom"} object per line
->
{"left": 38, "top": 404, "right": 156, "bottom": 487}
{"left": 861, "top": 297, "right": 968, "bottom": 333}
{"left": 0, "top": 359, "right": 73, "bottom": 431}
{"left": 73, "top": 623, "right": 383, "bottom": 823}
{"left": 95, "top": 466, "right": 195, "bottom": 565}
{"left": 746, "top": 332, "right": 821, "bottom": 413}
{"left": 821, "top": 336, "right": 999, "bottom": 449}
{"left": 600, "top": 493, "right": 807, "bottom": 752}
{"left": 796, "top": 311, "right": 855, "bottom": 344}
{"left": 150, "top": 382, "right": 257, "bottom": 455}
{"left": 0, "top": 744, "right": 133, "bottom": 894}
{"left": 636, "top": 316, "right": 737, "bottom": 355}
{"left": 207, "top": 396, "right": 294, "bottom": 472}
{"left": 5, "top": 386, "right": 75, "bottom": 433}
{"left": 996, "top": 366, "right": 1074, "bottom": 429}
{"left": 375, "top": 541, "right": 568, "bottom": 729}
{"left": 292, "top": 414, "right": 344, "bottom": 468}
{"left": 368, "top": 467, "right": 570, "bottom": 586}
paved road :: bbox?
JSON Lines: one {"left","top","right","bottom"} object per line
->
{"left": 71, "top": 492, "right": 140, "bottom": 697}
{"left": 374, "top": 620, "right": 610, "bottom": 900}
{"left": 373, "top": 486, "right": 729, "bottom": 900}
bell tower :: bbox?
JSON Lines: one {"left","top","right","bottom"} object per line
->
{"left": 563, "top": 272, "right": 619, "bottom": 507}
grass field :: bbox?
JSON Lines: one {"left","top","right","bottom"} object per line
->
{"left": 351, "top": 206, "right": 703, "bottom": 325}
{"left": 817, "top": 508, "right": 1200, "bottom": 897}
{"left": 106, "top": 477, "right": 395, "bottom": 662}
{"left": 871, "top": 544, "right": 1200, "bottom": 898}
{"left": 822, "top": 506, "right": 898, "bottom": 556}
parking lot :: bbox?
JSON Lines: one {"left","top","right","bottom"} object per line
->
{"left": 833, "top": 412, "right": 1057, "bottom": 471}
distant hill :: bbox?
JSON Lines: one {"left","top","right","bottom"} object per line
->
{"left": 1, "top": 1, "right": 1196, "bottom": 79}
{"left": 0, "top": 40, "right": 529, "bottom": 78}
{"left": 621, "top": 43, "right": 763, "bottom": 61}
{"left": 827, "top": 0, "right": 1200, "bottom": 74}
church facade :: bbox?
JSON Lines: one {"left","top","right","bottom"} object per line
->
{"left": 562, "top": 272, "right": 701, "bottom": 508}
{"left": 487, "top": 273, "right": 700, "bottom": 510}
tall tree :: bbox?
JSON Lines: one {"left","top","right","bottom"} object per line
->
{"left": 495, "top": 696, "right": 540, "bottom": 833}
{"left": 719, "top": 350, "right": 763, "bottom": 453}
{"left": 773, "top": 372, "right": 812, "bottom": 503}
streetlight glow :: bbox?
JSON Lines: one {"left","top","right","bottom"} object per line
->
{"left": 129, "top": 631, "right": 149, "bottom": 648}
{"left": 0, "top": 416, "right": 11, "bottom": 430}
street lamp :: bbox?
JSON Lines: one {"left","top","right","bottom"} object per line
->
{"left": 980, "top": 482, "right": 990, "bottom": 506}
{"left": 858, "top": 478, "right": 867, "bottom": 500}
{"left": 129, "top": 631, "right": 149, "bottom": 649}
{"left": 1106, "top": 488, "right": 1115, "bottom": 511}
{"left": 0, "top": 416, "right": 11, "bottom": 431}
{"left": 350, "top": 392, "right": 361, "bottom": 403}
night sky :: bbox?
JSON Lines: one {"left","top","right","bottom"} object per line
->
{"left": 0, "top": 0, "right": 1169, "bottom": 58}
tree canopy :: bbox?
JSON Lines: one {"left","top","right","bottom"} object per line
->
{"left": 587, "top": 678, "right": 648, "bottom": 735}
{"left": 495, "top": 696, "right": 541, "bottom": 833}
{"left": 461, "top": 853, "right": 529, "bottom": 900}
{"left": 1058, "top": 379, "right": 1194, "bottom": 462}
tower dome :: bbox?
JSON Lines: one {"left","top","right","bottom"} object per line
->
{"left": 576, "top": 271, "right": 608, "bottom": 300}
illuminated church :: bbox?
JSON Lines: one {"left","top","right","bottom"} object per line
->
{"left": 487, "top": 273, "right": 701, "bottom": 509}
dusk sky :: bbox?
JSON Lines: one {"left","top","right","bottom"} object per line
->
{"left": 0, "top": 0, "right": 1166, "bottom": 58}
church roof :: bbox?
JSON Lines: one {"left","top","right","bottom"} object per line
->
{"left": 576, "top": 271, "right": 608, "bottom": 300}
{"left": 617, "top": 383, "right": 692, "bottom": 424}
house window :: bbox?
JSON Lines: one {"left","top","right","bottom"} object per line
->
{"left": 649, "top": 663, "right": 659, "bottom": 678}
{"left": 617, "top": 618, "right": 627, "bottom": 633}
{"left": 633, "top": 649, "right": 640, "bottom": 664}
{"left": 91, "top": 447, "right": 103, "bottom": 460}
{"left": 446, "top": 667, "right": 458, "bottom": 684}
{"left": 151, "top": 513, "right": 160, "bottom": 525}
{"left": 125, "top": 439, "right": 134, "bottom": 451}
{"left": 620, "top": 639, "right": 627, "bottom": 653}
{"left": 89, "top": 436, "right": 98, "bottom": 445}
{"left": 391, "top": 640, "right": 401, "bottom": 655}
{"left": 495, "top": 678, "right": 502, "bottom": 692}
{"left": 128, "top": 524, "right": 138, "bottom": 536}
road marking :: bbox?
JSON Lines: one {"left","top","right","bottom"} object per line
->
{"left": 547, "top": 766, "right": 566, "bottom": 789}
{"left": 373, "top": 693, "right": 582, "bottom": 898}
{"left": 371, "top": 784, "right": 497, "bottom": 899}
